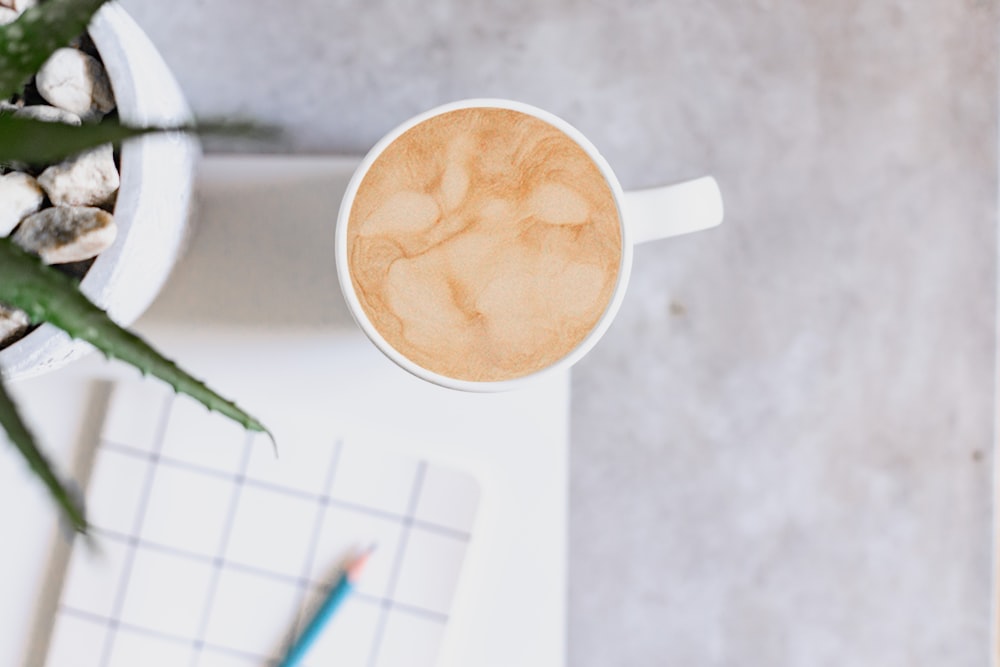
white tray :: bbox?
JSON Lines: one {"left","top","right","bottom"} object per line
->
{"left": 0, "top": 155, "right": 569, "bottom": 667}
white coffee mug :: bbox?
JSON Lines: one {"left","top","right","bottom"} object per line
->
{"left": 335, "top": 98, "right": 723, "bottom": 392}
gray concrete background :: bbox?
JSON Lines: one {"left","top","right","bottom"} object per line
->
{"left": 118, "top": 1, "right": 998, "bottom": 664}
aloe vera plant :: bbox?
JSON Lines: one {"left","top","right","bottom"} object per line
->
{"left": 0, "top": 0, "right": 270, "bottom": 532}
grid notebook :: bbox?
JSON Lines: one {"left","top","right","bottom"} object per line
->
{"left": 45, "top": 381, "right": 480, "bottom": 667}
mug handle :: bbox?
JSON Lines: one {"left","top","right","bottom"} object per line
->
{"left": 622, "top": 176, "right": 724, "bottom": 244}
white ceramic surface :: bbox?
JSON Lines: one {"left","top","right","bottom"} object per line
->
{"left": 335, "top": 98, "right": 723, "bottom": 392}
{"left": 0, "top": 2, "right": 198, "bottom": 380}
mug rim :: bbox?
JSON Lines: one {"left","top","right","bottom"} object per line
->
{"left": 335, "top": 98, "right": 634, "bottom": 392}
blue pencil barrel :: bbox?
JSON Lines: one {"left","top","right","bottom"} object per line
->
{"left": 279, "top": 578, "right": 354, "bottom": 667}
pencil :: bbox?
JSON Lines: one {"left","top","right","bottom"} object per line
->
{"left": 278, "top": 547, "right": 374, "bottom": 667}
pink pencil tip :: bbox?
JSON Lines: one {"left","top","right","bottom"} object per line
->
{"left": 347, "top": 546, "right": 376, "bottom": 582}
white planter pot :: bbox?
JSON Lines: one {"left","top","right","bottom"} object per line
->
{"left": 0, "top": 2, "right": 199, "bottom": 380}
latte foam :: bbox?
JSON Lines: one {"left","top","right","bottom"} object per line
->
{"left": 347, "top": 107, "right": 622, "bottom": 382}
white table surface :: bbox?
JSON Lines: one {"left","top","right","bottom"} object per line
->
{"left": 0, "top": 156, "right": 569, "bottom": 667}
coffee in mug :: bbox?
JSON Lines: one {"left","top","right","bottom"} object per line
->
{"left": 336, "top": 99, "right": 724, "bottom": 392}
{"left": 346, "top": 107, "right": 622, "bottom": 383}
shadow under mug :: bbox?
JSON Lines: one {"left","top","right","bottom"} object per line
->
{"left": 335, "top": 98, "right": 724, "bottom": 392}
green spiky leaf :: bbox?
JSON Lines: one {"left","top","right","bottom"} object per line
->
{"left": 0, "top": 372, "right": 86, "bottom": 531}
{"left": 0, "top": 114, "right": 171, "bottom": 163}
{"left": 0, "top": 0, "right": 111, "bottom": 101}
{"left": 0, "top": 238, "right": 272, "bottom": 440}
{"left": 0, "top": 115, "right": 271, "bottom": 164}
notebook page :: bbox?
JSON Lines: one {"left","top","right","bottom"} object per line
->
{"left": 44, "top": 381, "right": 480, "bottom": 667}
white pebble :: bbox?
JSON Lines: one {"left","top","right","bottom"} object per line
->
{"left": 14, "top": 104, "right": 82, "bottom": 126}
{"left": 0, "top": 172, "right": 44, "bottom": 236}
{"left": 35, "top": 48, "right": 115, "bottom": 118}
{"left": 0, "top": 0, "right": 32, "bottom": 23}
{"left": 0, "top": 304, "right": 30, "bottom": 347}
{"left": 13, "top": 206, "right": 117, "bottom": 264}
{"left": 38, "top": 143, "right": 119, "bottom": 207}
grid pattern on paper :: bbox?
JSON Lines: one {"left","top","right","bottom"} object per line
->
{"left": 45, "top": 382, "right": 480, "bottom": 667}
